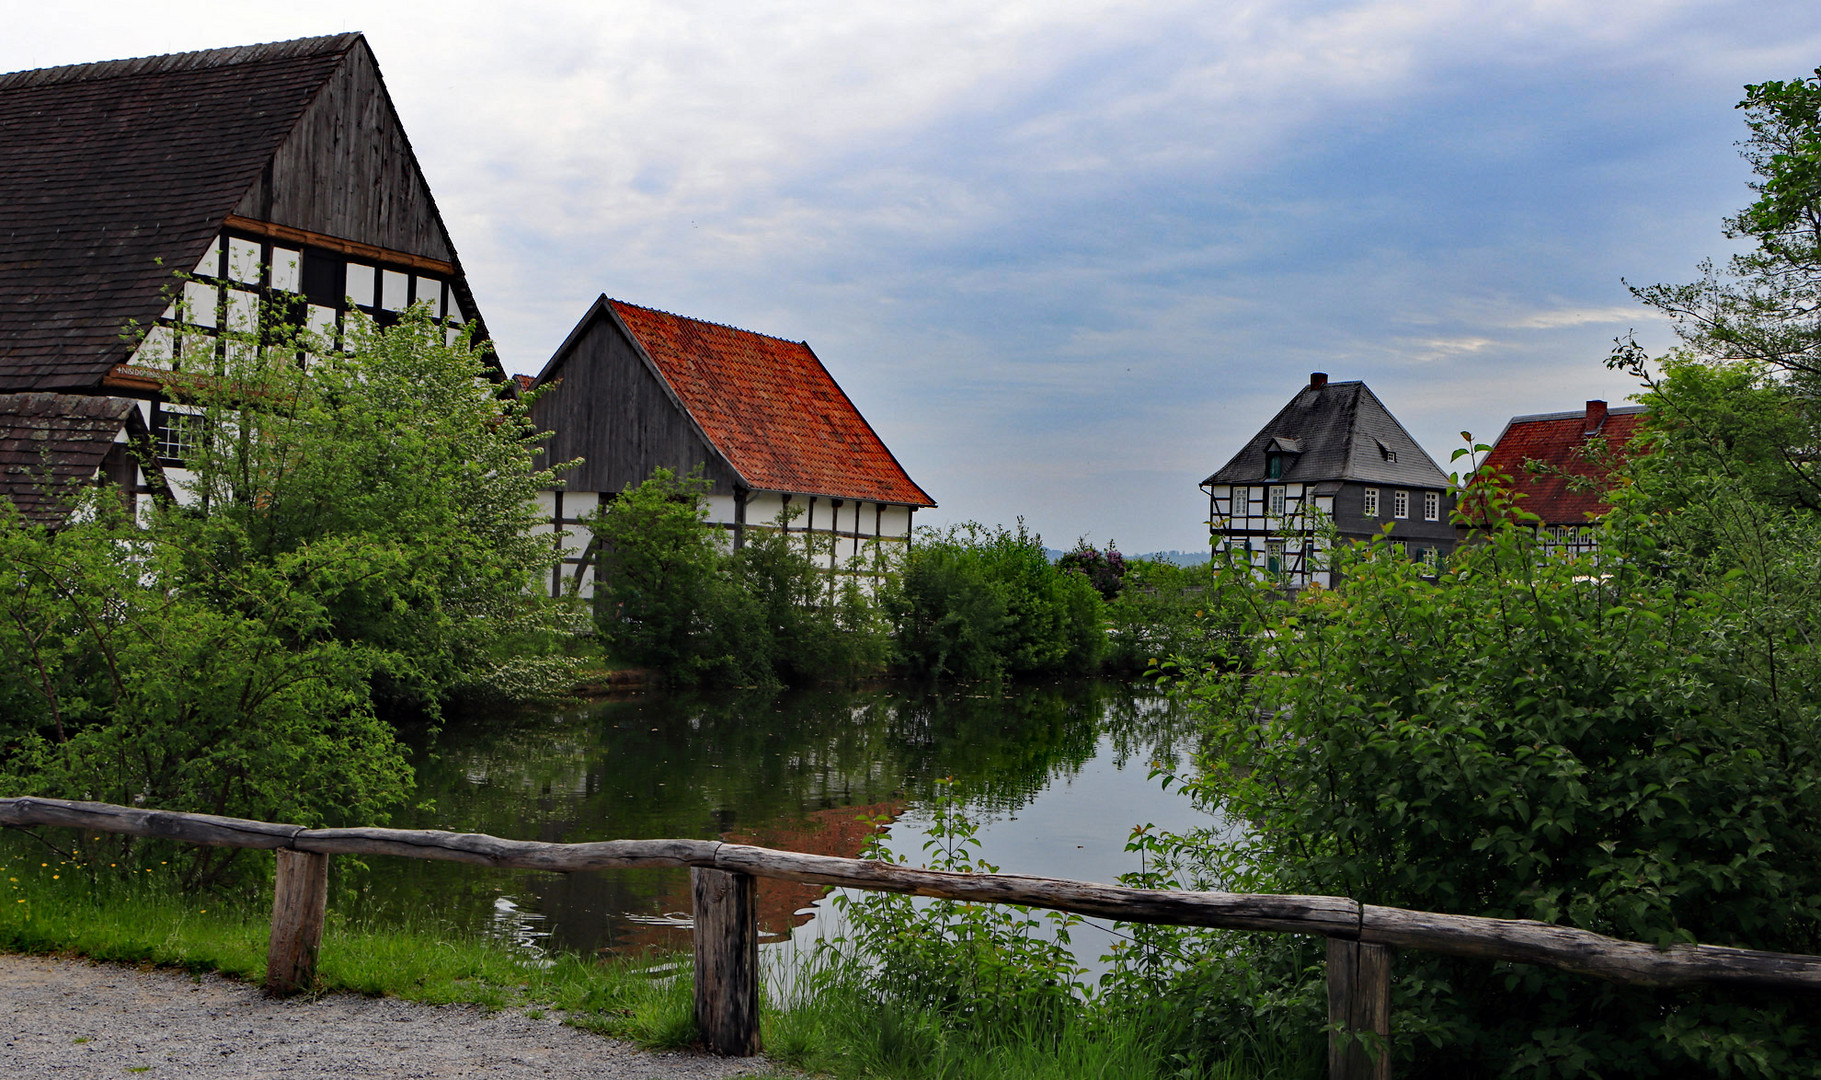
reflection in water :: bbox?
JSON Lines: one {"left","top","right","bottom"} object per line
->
{"left": 350, "top": 679, "right": 1207, "bottom": 961}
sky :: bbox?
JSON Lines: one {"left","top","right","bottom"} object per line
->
{"left": 9, "top": 1, "right": 1821, "bottom": 553}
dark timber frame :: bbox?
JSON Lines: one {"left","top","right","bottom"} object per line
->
{"left": 7, "top": 797, "right": 1819, "bottom": 1076}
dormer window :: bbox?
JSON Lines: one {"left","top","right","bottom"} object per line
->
{"left": 1266, "top": 453, "right": 1283, "bottom": 479}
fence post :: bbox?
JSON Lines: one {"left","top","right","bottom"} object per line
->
{"left": 267, "top": 848, "right": 330, "bottom": 996}
{"left": 1327, "top": 938, "right": 1392, "bottom": 1080}
{"left": 692, "top": 866, "right": 761, "bottom": 1056}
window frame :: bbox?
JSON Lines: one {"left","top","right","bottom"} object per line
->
{"left": 1362, "top": 487, "right": 1379, "bottom": 517}
{"left": 1424, "top": 490, "right": 1440, "bottom": 521}
{"left": 1394, "top": 490, "right": 1409, "bottom": 519}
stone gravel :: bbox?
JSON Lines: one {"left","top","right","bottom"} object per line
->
{"left": 0, "top": 954, "right": 790, "bottom": 1079}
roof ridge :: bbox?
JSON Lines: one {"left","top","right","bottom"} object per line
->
{"left": 0, "top": 33, "right": 362, "bottom": 90}
{"left": 1507, "top": 404, "right": 1648, "bottom": 424}
{"left": 609, "top": 297, "right": 808, "bottom": 347}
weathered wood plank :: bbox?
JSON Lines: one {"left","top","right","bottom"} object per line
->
{"left": 709, "top": 844, "right": 1364, "bottom": 936}
{"left": 0, "top": 797, "right": 301, "bottom": 849}
{"left": 692, "top": 868, "right": 761, "bottom": 1056}
{"left": 1327, "top": 939, "right": 1391, "bottom": 1080}
{"left": 1360, "top": 905, "right": 1821, "bottom": 990}
{"left": 266, "top": 849, "right": 329, "bottom": 996}
{"left": 7, "top": 798, "right": 1821, "bottom": 993}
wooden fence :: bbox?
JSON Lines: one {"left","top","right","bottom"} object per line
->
{"left": 5, "top": 796, "right": 1820, "bottom": 1079}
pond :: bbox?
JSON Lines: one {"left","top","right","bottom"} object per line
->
{"left": 354, "top": 678, "right": 1216, "bottom": 975}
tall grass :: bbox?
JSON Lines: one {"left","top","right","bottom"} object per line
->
{"left": 0, "top": 847, "right": 1304, "bottom": 1078}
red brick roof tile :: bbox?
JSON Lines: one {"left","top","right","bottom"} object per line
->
{"left": 1479, "top": 404, "right": 1646, "bottom": 525}
{"left": 608, "top": 299, "right": 933, "bottom": 507}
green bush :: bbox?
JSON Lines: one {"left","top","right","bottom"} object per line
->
{"left": 588, "top": 468, "right": 889, "bottom": 686}
{"left": 881, "top": 521, "right": 1103, "bottom": 682}
{"left": 1123, "top": 478, "right": 1821, "bottom": 1077}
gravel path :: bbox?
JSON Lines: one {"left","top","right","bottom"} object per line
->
{"left": 0, "top": 954, "right": 790, "bottom": 1079}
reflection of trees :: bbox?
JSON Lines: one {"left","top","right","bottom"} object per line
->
{"left": 348, "top": 679, "right": 1200, "bottom": 955}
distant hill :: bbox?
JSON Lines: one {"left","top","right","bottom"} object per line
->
{"left": 1046, "top": 547, "right": 1211, "bottom": 566}
{"left": 1137, "top": 550, "right": 1210, "bottom": 567}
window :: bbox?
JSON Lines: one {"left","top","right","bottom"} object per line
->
{"left": 1391, "top": 540, "right": 1407, "bottom": 559}
{"left": 1424, "top": 490, "right": 1440, "bottom": 521}
{"left": 155, "top": 411, "right": 204, "bottom": 462}
{"left": 1266, "top": 540, "right": 1285, "bottom": 575}
{"left": 1420, "top": 546, "right": 1440, "bottom": 571}
{"left": 1266, "top": 453, "right": 1282, "bottom": 479}
{"left": 1269, "top": 486, "right": 1286, "bottom": 516}
{"left": 1362, "top": 487, "right": 1379, "bottom": 517}
{"left": 1394, "top": 490, "right": 1409, "bottom": 519}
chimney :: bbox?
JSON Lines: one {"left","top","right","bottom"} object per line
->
{"left": 1584, "top": 399, "right": 1607, "bottom": 434}
{"left": 1310, "top": 372, "right": 1328, "bottom": 388}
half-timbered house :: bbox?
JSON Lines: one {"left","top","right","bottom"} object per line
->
{"left": 1471, "top": 399, "right": 1647, "bottom": 555}
{"left": 0, "top": 34, "right": 490, "bottom": 522}
{"left": 1201, "top": 373, "right": 1455, "bottom": 587}
{"left": 529, "top": 297, "right": 935, "bottom": 597}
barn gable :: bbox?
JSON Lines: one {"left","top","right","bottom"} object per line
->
{"left": 0, "top": 34, "right": 492, "bottom": 395}
{"left": 532, "top": 296, "right": 743, "bottom": 496}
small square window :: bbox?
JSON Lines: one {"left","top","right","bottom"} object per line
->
{"left": 1424, "top": 491, "right": 1440, "bottom": 521}
{"left": 381, "top": 269, "right": 410, "bottom": 312}
{"left": 155, "top": 411, "right": 204, "bottom": 462}
{"left": 346, "top": 263, "right": 376, "bottom": 308}
{"left": 1394, "top": 490, "right": 1409, "bottom": 519}
{"left": 225, "top": 289, "right": 259, "bottom": 335}
{"left": 1362, "top": 487, "right": 1379, "bottom": 517}
{"left": 228, "top": 237, "right": 263, "bottom": 285}
{"left": 271, "top": 247, "right": 302, "bottom": 293}
{"left": 182, "top": 280, "right": 218, "bottom": 328}
{"left": 416, "top": 275, "right": 444, "bottom": 317}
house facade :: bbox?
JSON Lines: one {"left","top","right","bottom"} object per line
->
{"left": 1201, "top": 373, "right": 1455, "bottom": 587}
{"left": 529, "top": 297, "right": 935, "bottom": 598}
{"left": 0, "top": 35, "right": 490, "bottom": 522}
{"left": 1472, "top": 400, "right": 1647, "bottom": 554}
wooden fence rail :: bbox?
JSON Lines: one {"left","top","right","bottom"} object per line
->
{"left": 5, "top": 797, "right": 1820, "bottom": 1079}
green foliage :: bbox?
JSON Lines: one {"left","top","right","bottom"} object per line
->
{"left": 1131, "top": 477, "right": 1821, "bottom": 1077}
{"left": 1056, "top": 538, "right": 1127, "bottom": 600}
{"left": 0, "top": 302, "right": 581, "bottom": 872}
{"left": 881, "top": 521, "right": 1103, "bottom": 682}
{"left": 1101, "top": 557, "right": 1233, "bottom": 675}
{"left": 588, "top": 468, "right": 889, "bottom": 686}
{"left": 822, "top": 779, "right": 1089, "bottom": 1030}
{"left": 161, "top": 306, "right": 579, "bottom": 712}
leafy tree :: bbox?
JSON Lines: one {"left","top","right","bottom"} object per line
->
{"left": 159, "top": 307, "right": 578, "bottom": 713}
{"left": 588, "top": 468, "right": 888, "bottom": 686}
{"left": 881, "top": 521, "right": 1103, "bottom": 682}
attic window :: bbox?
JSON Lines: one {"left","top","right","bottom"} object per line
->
{"left": 1266, "top": 453, "right": 1283, "bottom": 479}
{"left": 1375, "top": 437, "right": 1397, "bottom": 463}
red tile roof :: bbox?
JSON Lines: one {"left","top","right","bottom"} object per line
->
{"left": 1479, "top": 403, "right": 1646, "bottom": 525}
{"left": 608, "top": 299, "right": 933, "bottom": 507}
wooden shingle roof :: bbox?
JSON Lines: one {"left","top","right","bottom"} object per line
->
{"left": 604, "top": 299, "right": 934, "bottom": 507}
{"left": 0, "top": 35, "right": 359, "bottom": 391}
{"left": 1204, "top": 376, "right": 1450, "bottom": 489}
{"left": 0, "top": 392, "right": 141, "bottom": 522}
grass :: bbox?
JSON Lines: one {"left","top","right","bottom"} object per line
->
{"left": 0, "top": 849, "right": 1308, "bottom": 1079}
{"left": 0, "top": 851, "right": 693, "bottom": 1042}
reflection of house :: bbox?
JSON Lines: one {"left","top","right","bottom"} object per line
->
{"left": 1200, "top": 373, "right": 1455, "bottom": 587}
{"left": 0, "top": 35, "right": 489, "bottom": 522}
{"left": 1473, "top": 400, "right": 1646, "bottom": 554}
{"left": 529, "top": 297, "right": 935, "bottom": 598}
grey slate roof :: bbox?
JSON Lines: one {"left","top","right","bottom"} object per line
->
{"left": 0, "top": 35, "right": 359, "bottom": 391}
{"left": 1203, "top": 379, "right": 1451, "bottom": 488}
{"left": 0, "top": 392, "right": 141, "bottom": 522}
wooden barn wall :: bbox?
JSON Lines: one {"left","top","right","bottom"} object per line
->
{"left": 533, "top": 313, "right": 741, "bottom": 496}
{"left": 235, "top": 44, "right": 453, "bottom": 261}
